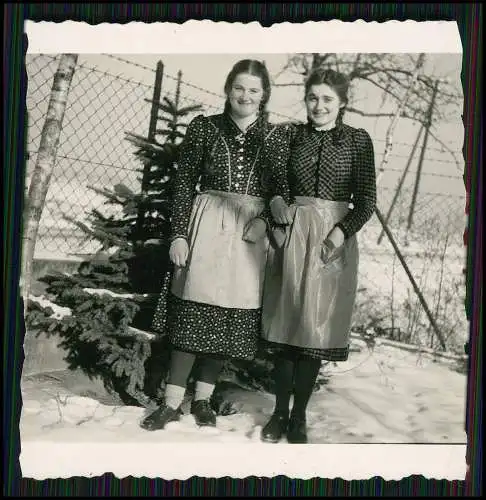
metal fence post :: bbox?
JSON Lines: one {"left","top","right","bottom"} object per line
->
{"left": 375, "top": 207, "right": 447, "bottom": 350}
{"left": 377, "top": 124, "right": 424, "bottom": 244}
{"left": 407, "top": 79, "right": 440, "bottom": 231}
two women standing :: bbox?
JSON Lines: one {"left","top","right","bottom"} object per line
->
{"left": 141, "top": 60, "right": 377, "bottom": 444}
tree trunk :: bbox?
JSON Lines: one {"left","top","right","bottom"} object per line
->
{"left": 376, "top": 53, "right": 425, "bottom": 185}
{"left": 20, "top": 54, "right": 78, "bottom": 314}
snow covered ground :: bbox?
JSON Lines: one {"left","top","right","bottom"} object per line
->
{"left": 20, "top": 287, "right": 468, "bottom": 480}
{"left": 19, "top": 338, "right": 468, "bottom": 480}
{"left": 20, "top": 339, "right": 467, "bottom": 446}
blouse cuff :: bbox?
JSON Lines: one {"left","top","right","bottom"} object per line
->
{"left": 169, "top": 234, "right": 188, "bottom": 244}
{"left": 270, "top": 195, "right": 285, "bottom": 205}
{"left": 334, "top": 222, "right": 350, "bottom": 241}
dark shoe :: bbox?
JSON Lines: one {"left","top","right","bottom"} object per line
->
{"left": 260, "top": 413, "right": 289, "bottom": 443}
{"left": 191, "top": 399, "right": 217, "bottom": 427}
{"left": 140, "top": 403, "right": 181, "bottom": 431}
{"left": 287, "top": 415, "right": 308, "bottom": 444}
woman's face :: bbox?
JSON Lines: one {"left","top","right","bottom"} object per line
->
{"left": 227, "top": 73, "right": 264, "bottom": 118}
{"left": 305, "top": 83, "right": 345, "bottom": 129}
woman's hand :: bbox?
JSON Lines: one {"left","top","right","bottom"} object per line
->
{"left": 325, "top": 226, "right": 345, "bottom": 249}
{"left": 169, "top": 238, "right": 189, "bottom": 267}
{"left": 272, "top": 227, "right": 287, "bottom": 248}
{"left": 243, "top": 217, "right": 268, "bottom": 243}
{"left": 321, "top": 226, "right": 345, "bottom": 265}
{"left": 270, "top": 196, "right": 292, "bottom": 225}
{"left": 144, "top": 238, "right": 163, "bottom": 246}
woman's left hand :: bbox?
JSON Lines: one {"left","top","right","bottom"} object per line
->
{"left": 321, "top": 226, "right": 345, "bottom": 265}
{"left": 325, "top": 226, "right": 345, "bottom": 249}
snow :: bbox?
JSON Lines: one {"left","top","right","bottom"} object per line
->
{"left": 19, "top": 339, "right": 467, "bottom": 480}
{"left": 28, "top": 295, "right": 72, "bottom": 319}
{"left": 83, "top": 288, "right": 147, "bottom": 299}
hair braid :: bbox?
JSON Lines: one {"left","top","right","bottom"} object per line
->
{"left": 332, "top": 107, "right": 346, "bottom": 146}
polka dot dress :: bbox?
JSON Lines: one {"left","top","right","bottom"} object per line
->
{"left": 151, "top": 112, "right": 292, "bottom": 361}
{"left": 158, "top": 292, "right": 262, "bottom": 361}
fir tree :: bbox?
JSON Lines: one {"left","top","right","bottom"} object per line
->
{"left": 27, "top": 89, "right": 204, "bottom": 406}
{"left": 25, "top": 82, "right": 293, "bottom": 412}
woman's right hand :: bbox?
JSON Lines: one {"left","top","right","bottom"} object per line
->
{"left": 169, "top": 238, "right": 189, "bottom": 267}
{"left": 270, "top": 196, "right": 292, "bottom": 225}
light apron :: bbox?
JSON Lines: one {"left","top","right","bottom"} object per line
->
{"left": 262, "top": 196, "right": 359, "bottom": 351}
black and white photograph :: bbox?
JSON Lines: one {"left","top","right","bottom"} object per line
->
{"left": 20, "top": 20, "right": 468, "bottom": 479}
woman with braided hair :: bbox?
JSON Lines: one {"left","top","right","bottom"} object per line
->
{"left": 141, "top": 59, "right": 292, "bottom": 432}
{"left": 260, "top": 68, "right": 377, "bottom": 443}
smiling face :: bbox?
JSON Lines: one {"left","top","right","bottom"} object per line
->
{"left": 227, "top": 72, "right": 264, "bottom": 119}
{"left": 305, "top": 83, "right": 345, "bottom": 130}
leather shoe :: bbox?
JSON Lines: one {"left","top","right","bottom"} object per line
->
{"left": 260, "top": 413, "right": 289, "bottom": 443}
{"left": 140, "top": 403, "right": 181, "bottom": 431}
{"left": 191, "top": 399, "right": 217, "bottom": 427}
{"left": 287, "top": 416, "right": 308, "bottom": 444}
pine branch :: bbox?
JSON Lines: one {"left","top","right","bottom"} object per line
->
{"left": 174, "top": 104, "right": 204, "bottom": 116}
{"left": 86, "top": 185, "right": 126, "bottom": 205}
{"left": 113, "top": 184, "right": 136, "bottom": 198}
{"left": 124, "top": 132, "right": 166, "bottom": 152}
{"left": 156, "top": 130, "right": 186, "bottom": 140}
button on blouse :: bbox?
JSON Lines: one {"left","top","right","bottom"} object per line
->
{"left": 170, "top": 113, "right": 292, "bottom": 241}
{"left": 286, "top": 123, "right": 377, "bottom": 239}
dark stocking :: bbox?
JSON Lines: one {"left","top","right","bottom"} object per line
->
{"left": 197, "top": 357, "right": 225, "bottom": 385}
{"left": 273, "top": 356, "right": 296, "bottom": 416}
{"left": 291, "top": 355, "right": 321, "bottom": 419}
{"left": 167, "top": 350, "right": 197, "bottom": 387}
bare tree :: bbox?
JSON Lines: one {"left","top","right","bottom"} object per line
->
{"left": 273, "top": 53, "right": 462, "bottom": 168}
{"left": 20, "top": 54, "right": 78, "bottom": 314}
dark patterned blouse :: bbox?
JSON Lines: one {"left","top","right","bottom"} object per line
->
{"left": 170, "top": 112, "right": 292, "bottom": 242}
{"left": 284, "top": 122, "right": 377, "bottom": 240}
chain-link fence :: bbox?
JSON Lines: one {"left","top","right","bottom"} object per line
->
{"left": 24, "top": 54, "right": 467, "bottom": 353}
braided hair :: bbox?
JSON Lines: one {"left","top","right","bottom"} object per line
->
{"left": 205, "top": 60, "right": 274, "bottom": 188}
{"left": 304, "top": 68, "right": 350, "bottom": 146}
{"left": 223, "top": 60, "right": 272, "bottom": 166}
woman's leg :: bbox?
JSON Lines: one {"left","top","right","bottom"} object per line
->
{"left": 140, "top": 349, "right": 196, "bottom": 431}
{"left": 287, "top": 354, "right": 321, "bottom": 443}
{"left": 273, "top": 356, "right": 296, "bottom": 416}
{"left": 261, "top": 354, "right": 296, "bottom": 442}
{"left": 190, "top": 356, "right": 225, "bottom": 426}
{"left": 165, "top": 350, "right": 197, "bottom": 407}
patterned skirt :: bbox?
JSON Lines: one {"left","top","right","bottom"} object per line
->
{"left": 261, "top": 197, "right": 359, "bottom": 362}
{"left": 152, "top": 190, "right": 269, "bottom": 361}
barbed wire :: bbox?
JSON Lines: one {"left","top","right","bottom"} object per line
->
{"left": 101, "top": 53, "right": 156, "bottom": 73}
{"left": 381, "top": 167, "right": 462, "bottom": 180}
{"left": 25, "top": 54, "right": 467, "bottom": 354}
{"left": 75, "top": 62, "right": 154, "bottom": 89}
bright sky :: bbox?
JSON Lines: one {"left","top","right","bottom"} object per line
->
{"left": 25, "top": 51, "right": 465, "bottom": 243}
{"left": 71, "top": 53, "right": 465, "bottom": 191}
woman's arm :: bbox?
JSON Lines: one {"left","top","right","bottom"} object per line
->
{"left": 334, "top": 128, "right": 377, "bottom": 240}
{"left": 262, "top": 122, "right": 295, "bottom": 225}
{"left": 169, "top": 114, "right": 207, "bottom": 242}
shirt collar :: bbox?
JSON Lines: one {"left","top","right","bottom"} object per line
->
{"left": 307, "top": 118, "right": 337, "bottom": 134}
{"left": 223, "top": 111, "right": 260, "bottom": 137}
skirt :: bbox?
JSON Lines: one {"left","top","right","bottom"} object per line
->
{"left": 261, "top": 197, "right": 359, "bottom": 362}
{"left": 152, "top": 190, "right": 269, "bottom": 361}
